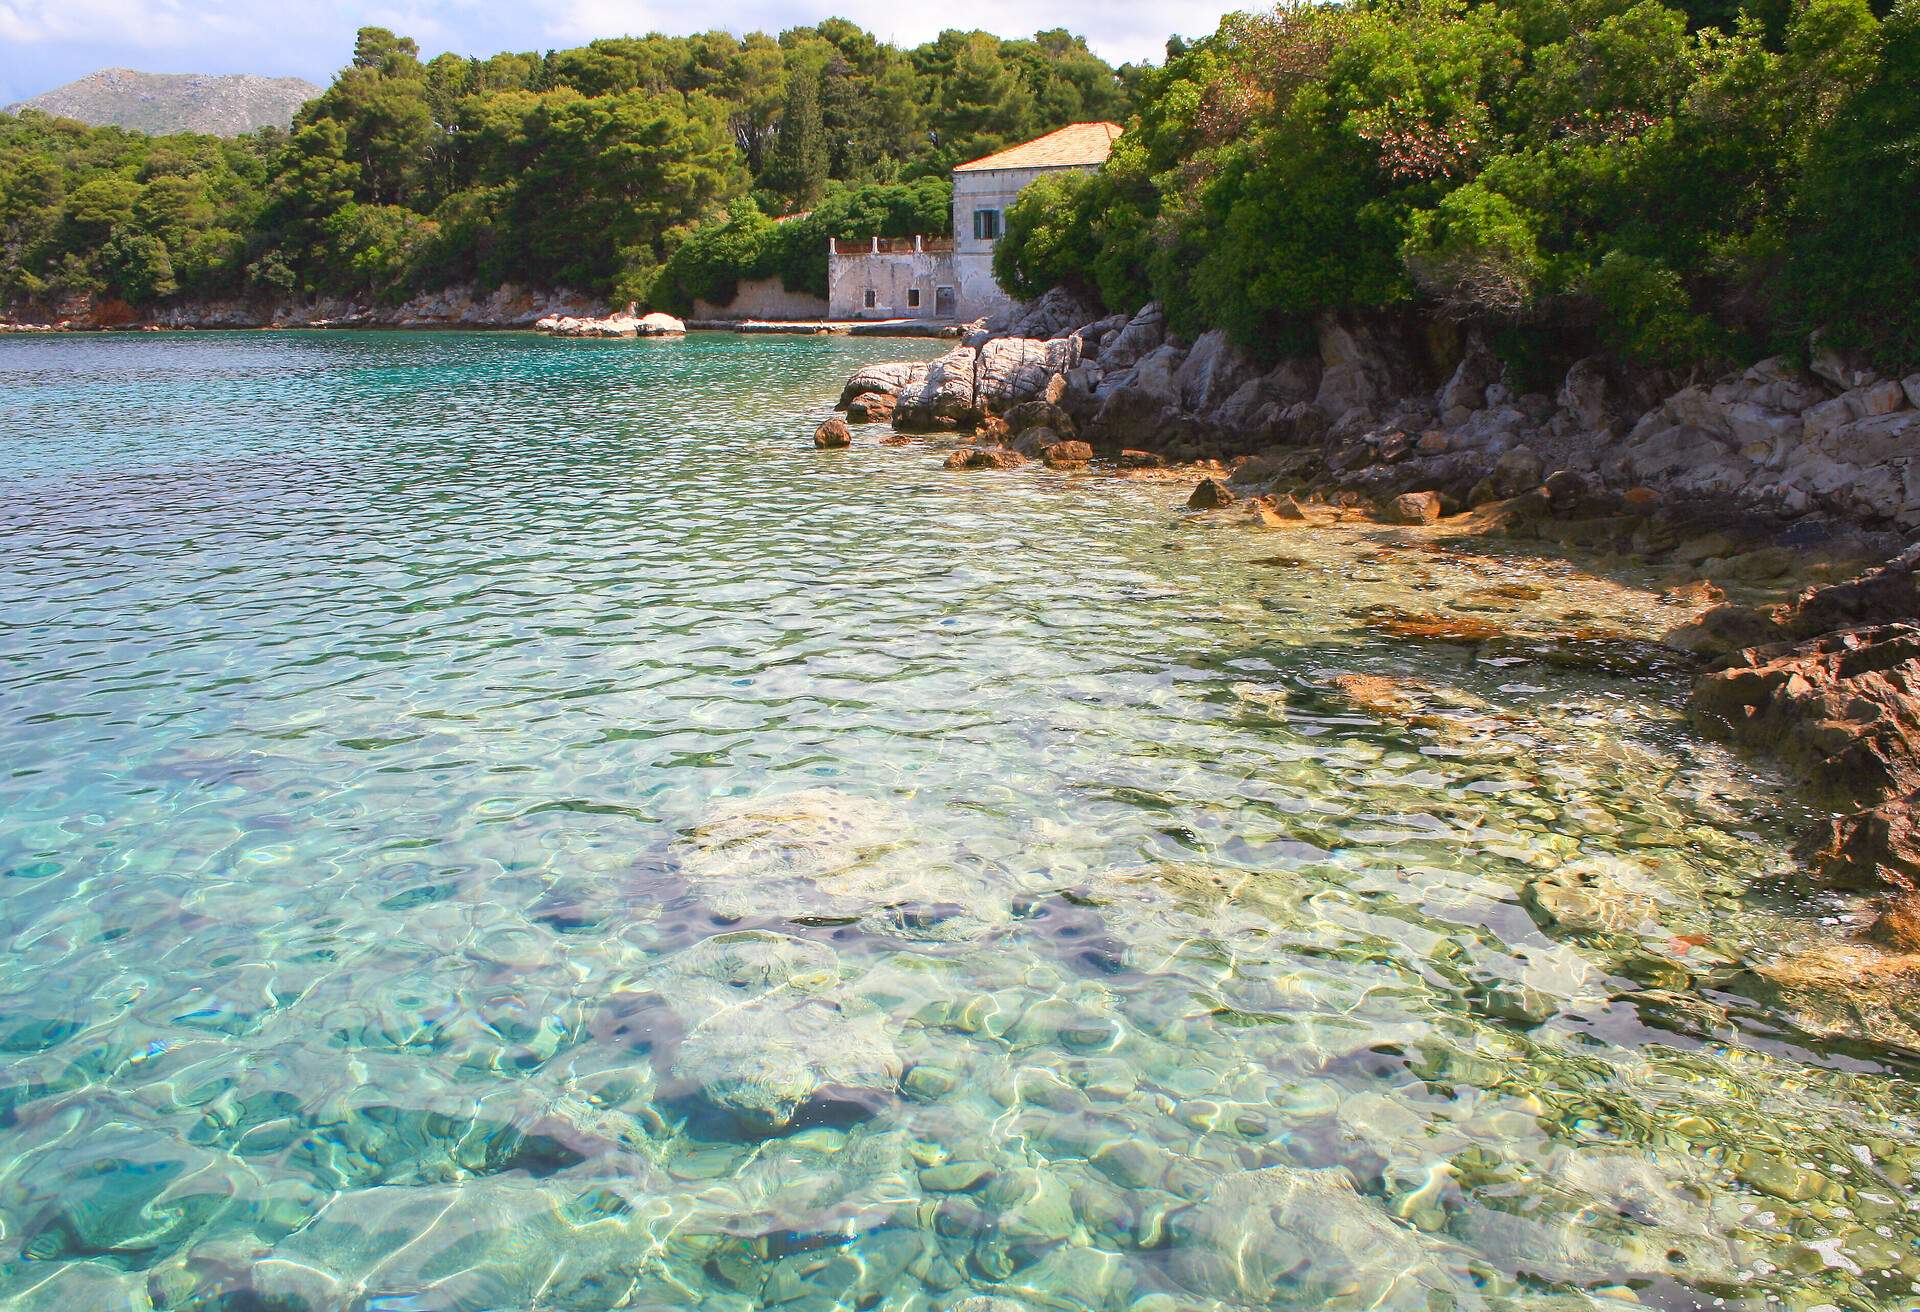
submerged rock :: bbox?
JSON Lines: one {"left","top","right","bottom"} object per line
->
{"left": 814, "top": 417, "right": 853, "bottom": 449}
{"left": 671, "top": 995, "right": 901, "bottom": 1132}
{"left": 670, "top": 789, "right": 997, "bottom": 937}
{"left": 625, "top": 929, "right": 903, "bottom": 1133}
{"left": 1167, "top": 1166, "right": 1479, "bottom": 1308}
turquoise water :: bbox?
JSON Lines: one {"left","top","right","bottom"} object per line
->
{"left": 0, "top": 330, "right": 1914, "bottom": 1312}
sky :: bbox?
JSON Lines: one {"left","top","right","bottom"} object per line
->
{"left": 0, "top": 0, "right": 1245, "bottom": 105}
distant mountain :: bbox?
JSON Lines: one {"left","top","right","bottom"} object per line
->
{"left": 6, "top": 68, "right": 321, "bottom": 137}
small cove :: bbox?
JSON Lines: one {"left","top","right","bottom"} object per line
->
{"left": 0, "top": 329, "right": 1914, "bottom": 1311}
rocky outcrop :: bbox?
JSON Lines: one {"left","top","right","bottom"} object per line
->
{"left": 840, "top": 362, "right": 923, "bottom": 408}
{"left": 974, "top": 335, "right": 1080, "bottom": 413}
{"left": 143, "top": 283, "right": 606, "bottom": 330}
{"left": 536, "top": 309, "right": 686, "bottom": 337}
{"left": 833, "top": 290, "right": 1920, "bottom": 533}
{"left": 1688, "top": 547, "right": 1920, "bottom": 942}
{"left": 894, "top": 347, "right": 980, "bottom": 430}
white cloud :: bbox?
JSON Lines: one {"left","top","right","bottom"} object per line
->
{"left": 0, "top": 0, "right": 1245, "bottom": 103}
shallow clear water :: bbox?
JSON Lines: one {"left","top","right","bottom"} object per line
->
{"left": 0, "top": 331, "right": 1914, "bottom": 1312}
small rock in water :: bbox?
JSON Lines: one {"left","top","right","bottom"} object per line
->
{"left": 1042, "top": 439, "right": 1093, "bottom": 468}
{"left": 1385, "top": 491, "right": 1443, "bottom": 525}
{"left": 945, "top": 447, "right": 1025, "bottom": 470}
{"left": 1187, "top": 478, "right": 1234, "bottom": 510}
{"left": 814, "top": 417, "right": 853, "bottom": 448}
{"left": 846, "top": 392, "right": 897, "bottom": 423}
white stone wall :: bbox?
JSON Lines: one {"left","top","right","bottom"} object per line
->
{"left": 826, "top": 243, "right": 957, "bottom": 320}
{"left": 692, "top": 276, "right": 828, "bottom": 321}
{"left": 951, "top": 164, "right": 1100, "bottom": 321}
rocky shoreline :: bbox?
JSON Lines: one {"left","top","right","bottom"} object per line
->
{"left": 829, "top": 289, "right": 1920, "bottom": 956}
{"left": 0, "top": 283, "right": 615, "bottom": 332}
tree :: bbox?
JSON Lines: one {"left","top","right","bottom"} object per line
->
{"left": 764, "top": 66, "right": 828, "bottom": 209}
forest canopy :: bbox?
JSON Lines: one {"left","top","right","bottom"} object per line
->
{"left": 0, "top": 22, "right": 1138, "bottom": 312}
{"left": 992, "top": 0, "right": 1918, "bottom": 372}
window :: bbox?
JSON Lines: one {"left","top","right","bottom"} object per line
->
{"left": 907, "top": 288, "right": 921, "bottom": 309}
{"left": 972, "top": 209, "right": 1002, "bottom": 241}
{"left": 863, "top": 288, "right": 877, "bottom": 309}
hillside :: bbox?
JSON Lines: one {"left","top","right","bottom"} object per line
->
{"left": 6, "top": 68, "right": 319, "bottom": 136}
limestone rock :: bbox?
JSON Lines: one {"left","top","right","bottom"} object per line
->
{"left": 668, "top": 788, "right": 994, "bottom": 934}
{"left": 895, "top": 347, "right": 978, "bottom": 430}
{"left": 1439, "top": 335, "right": 1501, "bottom": 417}
{"left": 1002, "top": 287, "right": 1099, "bottom": 343}
{"left": 1491, "top": 444, "right": 1544, "bottom": 497}
{"left": 1096, "top": 303, "right": 1165, "bottom": 373}
{"left": 1385, "top": 491, "right": 1443, "bottom": 525}
{"left": 1693, "top": 623, "right": 1920, "bottom": 891}
{"left": 1809, "top": 333, "right": 1882, "bottom": 391}
{"left": 814, "top": 417, "right": 853, "bottom": 449}
{"left": 1003, "top": 398, "right": 1076, "bottom": 438}
{"left": 671, "top": 995, "right": 901, "bottom": 1131}
{"left": 975, "top": 336, "right": 1080, "bottom": 414}
{"left": 1090, "top": 342, "right": 1187, "bottom": 446}
{"left": 1213, "top": 356, "right": 1322, "bottom": 441}
{"left": 1041, "top": 440, "right": 1093, "bottom": 468}
{"left": 1187, "top": 478, "right": 1235, "bottom": 510}
{"left": 840, "top": 361, "right": 920, "bottom": 408}
{"left": 846, "top": 392, "right": 896, "bottom": 424}
{"left": 637, "top": 311, "right": 687, "bottom": 335}
{"left": 1174, "top": 329, "right": 1260, "bottom": 414}
{"left": 945, "top": 447, "right": 1025, "bottom": 470}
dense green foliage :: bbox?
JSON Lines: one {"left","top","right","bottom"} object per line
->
{"left": 652, "top": 179, "right": 952, "bottom": 311}
{"left": 0, "top": 22, "right": 1133, "bottom": 312}
{"left": 996, "top": 0, "right": 1914, "bottom": 371}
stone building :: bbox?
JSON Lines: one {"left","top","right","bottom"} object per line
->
{"left": 825, "top": 121, "right": 1123, "bottom": 322}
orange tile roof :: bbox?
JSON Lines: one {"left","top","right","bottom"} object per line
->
{"left": 953, "top": 122, "right": 1124, "bottom": 173}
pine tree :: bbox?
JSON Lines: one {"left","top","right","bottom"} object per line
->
{"left": 764, "top": 69, "right": 828, "bottom": 212}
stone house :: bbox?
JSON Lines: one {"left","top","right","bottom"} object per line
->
{"left": 825, "top": 121, "right": 1123, "bottom": 322}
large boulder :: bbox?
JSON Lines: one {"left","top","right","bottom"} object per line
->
{"left": 975, "top": 336, "right": 1080, "bottom": 414}
{"left": 945, "top": 446, "right": 1026, "bottom": 470}
{"left": 846, "top": 392, "right": 897, "bottom": 424}
{"left": 1095, "top": 303, "right": 1166, "bottom": 373}
{"left": 1187, "top": 478, "right": 1235, "bottom": 510}
{"left": 1041, "top": 439, "right": 1093, "bottom": 468}
{"left": 894, "top": 347, "right": 979, "bottom": 431}
{"left": 1174, "top": 329, "right": 1260, "bottom": 415}
{"left": 637, "top": 311, "right": 687, "bottom": 335}
{"left": 671, "top": 994, "right": 901, "bottom": 1131}
{"left": 840, "top": 361, "right": 921, "bottom": 408}
{"left": 1438, "top": 334, "right": 1501, "bottom": 420}
{"left": 1315, "top": 317, "right": 1411, "bottom": 422}
{"left": 1088, "top": 342, "right": 1187, "bottom": 446}
{"left": 1002, "top": 287, "right": 1099, "bottom": 342}
{"left": 1557, "top": 355, "right": 1629, "bottom": 436}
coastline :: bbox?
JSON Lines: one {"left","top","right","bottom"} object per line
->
{"left": 0, "top": 284, "right": 968, "bottom": 339}
{"left": 826, "top": 291, "right": 1920, "bottom": 964}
